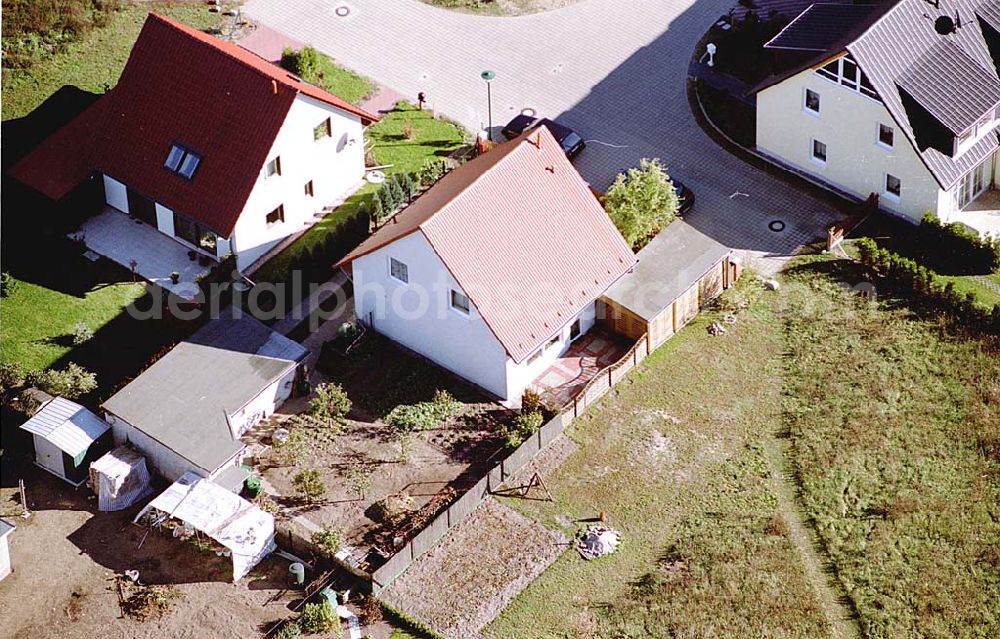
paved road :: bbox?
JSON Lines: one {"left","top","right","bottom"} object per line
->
{"left": 243, "top": 0, "right": 842, "bottom": 274}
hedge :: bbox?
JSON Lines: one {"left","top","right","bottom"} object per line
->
{"left": 856, "top": 237, "right": 1000, "bottom": 334}
{"left": 917, "top": 213, "right": 1000, "bottom": 274}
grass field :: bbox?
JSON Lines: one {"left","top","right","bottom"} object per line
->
{"left": 487, "top": 275, "right": 834, "bottom": 638}
{"left": 1, "top": 4, "right": 219, "bottom": 121}
{"left": 486, "top": 256, "right": 1000, "bottom": 638}
{"left": 250, "top": 103, "right": 467, "bottom": 284}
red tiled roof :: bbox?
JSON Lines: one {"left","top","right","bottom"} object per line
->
{"left": 338, "top": 126, "right": 637, "bottom": 363}
{"left": 9, "top": 13, "right": 377, "bottom": 237}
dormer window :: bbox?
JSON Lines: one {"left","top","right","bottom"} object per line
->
{"left": 164, "top": 144, "right": 201, "bottom": 180}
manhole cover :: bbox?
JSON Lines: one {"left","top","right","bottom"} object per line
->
{"left": 768, "top": 220, "right": 786, "bottom": 232}
{"left": 334, "top": 5, "right": 350, "bottom": 17}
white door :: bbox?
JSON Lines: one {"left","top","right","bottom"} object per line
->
{"left": 34, "top": 437, "right": 65, "bottom": 477}
{"left": 958, "top": 157, "right": 992, "bottom": 208}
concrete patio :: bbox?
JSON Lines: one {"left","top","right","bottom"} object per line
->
{"left": 951, "top": 190, "right": 1000, "bottom": 239}
{"left": 74, "top": 207, "right": 213, "bottom": 301}
{"left": 529, "top": 330, "right": 631, "bottom": 408}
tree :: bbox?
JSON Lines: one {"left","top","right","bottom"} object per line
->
{"left": 343, "top": 462, "right": 373, "bottom": 500}
{"left": 388, "top": 174, "right": 405, "bottom": 209}
{"left": 308, "top": 382, "right": 351, "bottom": 426}
{"left": 604, "top": 158, "right": 678, "bottom": 250}
{"left": 293, "top": 469, "right": 327, "bottom": 501}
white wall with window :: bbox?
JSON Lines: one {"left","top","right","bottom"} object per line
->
{"left": 351, "top": 230, "right": 592, "bottom": 403}
{"left": 232, "top": 93, "right": 365, "bottom": 270}
{"left": 756, "top": 59, "right": 945, "bottom": 222}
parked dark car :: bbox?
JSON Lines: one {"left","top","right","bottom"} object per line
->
{"left": 672, "top": 177, "right": 695, "bottom": 215}
{"left": 501, "top": 114, "right": 586, "bottom": 159}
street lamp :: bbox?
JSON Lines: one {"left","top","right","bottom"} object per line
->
{"left": 480, "top": 69, "right": 496, "bottom": 141}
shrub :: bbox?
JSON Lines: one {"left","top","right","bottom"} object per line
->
{"left": 300, "top": 601, "right": 337, "bottom": 633}
{"left": 71, "top": 321, "right": 94, "bottom": 345}
{"left": 310, "top": 525, "right": 342, "bottom": 555}
{"left": 501, "top": 410, "right": 543, "bottom": 449}
{"left": 27, "top": 362, "right": 97, "bottom": 399}
{"left": 0, "top": 272, "right": 17, "bottom": 298}
{"left": 293, "top": 469, "right": 327, "bottom": 501}
{"left": 271, "top": 426, "right": 309, "bottom": 465}
{"left": 308, "top": 382, "right": 351, "bottom": 425}
{"left": 388, "top": 175, "right": 405, "bottom": 210}
{"left": 398, "top": 171, "right": 416, "bottom": 202}
{"left": 369, "top": 194, "right": 386, "bottom": 225}
{"left": 521, "top": 388, "right": 559, "bottom": 420}
{"left": 280, "top": 46, "right": 322, "bottom": 80}
{"left": 343, "top": 462, "right": 373, "bottom": 499}
{"left": 377, "top": 183, "right": 396, "bottom": 215}
{"left": 604, "top": 158, "right": 679, "bottom": 250}
{"left": 385, "top": 390, "right": 463, "bottom": 432}
{"left": 357, "top": 594, "right": 384, "bottom": 626}
{"left": 0, "top": 361, "right": 26, "bottom": 393}
{"left": 274, "top": 620, "right": 302, "bottom": 639}
{"left": 918, "top": 213, "right": 1000, "bottom": 274}
{"left": 418, "top": 158, "right": 446, "bottom": 186}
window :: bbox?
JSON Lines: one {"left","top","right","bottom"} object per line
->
{"left": 266, "top": 205, "right": 284, "bottom": 227}
{"left": 164, "top": 144, "right": 201, "bottom": 180}
{"left": 450, "top": 290, "right": 470, "bottom": 314}
{"left": 266, "top": 156, "right": 282, "bottom": 178}
{"left": 816, "top": 55, "right": 879, "bottom": 100}
{"left": 304, "top": 180, "right": 314, "bottom": 197}
{"left": 527, "top": 349, "right": 542, "bottom": 366}
{"left": 878, "top": 123, "right": 894, "bottom": 148}
{"left": 885, "top": 173, "right": 901, "bottom": 200}
{"left": 804, "top": 88, "right": 820, "bottom": 114}
{"left": 546, "top": 334, "right": 560, "bottom": 350}
{"left": 389, "top": 257, "right": 408, "bottom": 283}
{"left": 570, "top": 318, "right": 581, "bottom": 341}
{"left": 811, "top": 139, "right": 827, "bottom": 163}
{"left": 313, "top": 118, "right": 332, "bottom": 141}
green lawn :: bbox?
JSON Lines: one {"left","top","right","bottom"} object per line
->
{"left": 251, "top": 103, "right": 467, "bottom": 285}
{"left": 486, "top": 276, "right": 833, "bottom": 638}
{"left": 0, "top": 273, "right": 144, "bottom": 372}
{"left": 780, "top": 258, "right": 1000, "bottom": 638}
{"left": 486, "top": 256, "right": 1000, "bottom": 638}
{"left": 1, "top": 4, "right": 219, "bottom": 121}
{"left": 281, "top": 46, "right": 376, "bottom": 106}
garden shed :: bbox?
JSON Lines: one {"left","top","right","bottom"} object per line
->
{"left": 600, "top": 220, "right": 736, "bottom": 350}
{"left": 0, "top": 518, "right": 14, "bottom": 581}
{"left": 134, "top": 472, "right": 277, "bottom": 582}
{"left": 19, "top": 397, "right": 113, "bottom": 486}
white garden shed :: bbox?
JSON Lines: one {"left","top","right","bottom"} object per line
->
{"left": 134, "top": 472, "right": 277, "bottom": 582}
{"left": 89, "top": 446, "right": 154, "bottom": 511}
{"left": 19, "top": 397, "right": 113, "bottom": 485}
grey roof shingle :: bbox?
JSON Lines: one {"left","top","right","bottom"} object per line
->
{"left": 978, "top": 0, "right": 1000, "bottom": 33}
{"left": 603, "top": 221, "right": 730, "bottom": 322}
{"left": 765, "top": 3, "right": 883, "bottom": 52}
{"left": 102, "top": 312, "right": 307, "bottom": 474}
{"left": 849, "top": 0, "right": 1000, "bottom": 188}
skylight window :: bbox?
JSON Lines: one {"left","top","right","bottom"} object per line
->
{"left": 164, "top": 144, "right": 201, "bottom": 180}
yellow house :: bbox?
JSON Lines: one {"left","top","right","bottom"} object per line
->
{"left": 751, "top": 0, "right": 1000, "bottom": 237}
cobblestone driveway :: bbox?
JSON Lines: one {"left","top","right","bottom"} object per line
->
{"left": 244, "top": 0, "right": 843, "bottom": 273}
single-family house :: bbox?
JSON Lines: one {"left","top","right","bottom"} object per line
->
{"left": 336, "top": 126, "right": 637, "bottom": 403}
{"left": 102, "top": 311, "right": 308, "bottom": 484}
{"left": 0, "top": 519, "right": 14, "bottom": 582}
{"left": 9, "top": 13, "right": 378, "bottom": 290}
{"left": 19, "top": 397, "right": 113, "bottom": 486}
{"left": 751, "top": 0, "right": 1000, "bottom": 235}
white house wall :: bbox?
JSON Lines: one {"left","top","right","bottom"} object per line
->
{"left": 232, "top": 94, "right": 366, "bottom": 270}
{"left": 33, "top": 435, "right": 66, "bottom": 479}
{"left": 505, "top": 301, "right": 596, "bottom": 402}
{"left": 0, "top": 535, "right": 11, "bottom": 581}
{"left": 225, "top": 367, "right": 297, "bottom": 439}
{"left": 103, "top": 175, "right": 129, "bottom": 214}
{"left": 106, "top": 413, "right": 210, "bottom": 482}
{"left": 352, "top": 231, "right": 512, "bottom": 399}
{"left": 756, "top": 64, "right": 944, "bottom": 222}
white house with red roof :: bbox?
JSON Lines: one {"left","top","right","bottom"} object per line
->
{"left": 10, "top": 13, "right": 377, "bottom": 288}
{"left": 336, "top": 126, "right": 637, "bottom": 403}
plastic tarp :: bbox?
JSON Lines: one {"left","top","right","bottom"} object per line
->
{"left": 134, "top": 472, "right": 276, "bottom": 581}
{"left": 90, "top": 446, "right": 154, "bottom": 511}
